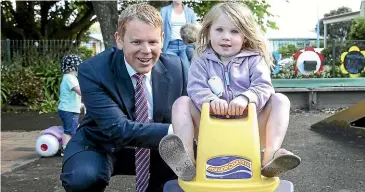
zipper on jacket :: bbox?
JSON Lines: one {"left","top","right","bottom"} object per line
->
{"left": 220, "top": 62, "right": 234, "bottom": 103}
{"left": 225, "top": 66, "right": 234, "bottom": 103}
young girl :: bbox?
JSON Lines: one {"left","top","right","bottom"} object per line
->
{"left": 159, "top": 2, "right": 301, "bottom": 181}
{"left": 58, "top": 54, "right": 83, "bottom": 156}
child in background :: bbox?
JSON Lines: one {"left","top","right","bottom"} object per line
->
{"left": 58, "top": 54, "right": 83, "bottom": 156}
{"left": 180, "top": 23, "right": 199, "bottom": 63}
{"left": 159, "top": 2, "right": 301, "bottom": 181}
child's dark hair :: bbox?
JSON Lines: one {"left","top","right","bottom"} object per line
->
{"left": 61, "top": 54, "right": 83, "bottom": 73}
{"left": 180, "top": 23, "right": 199, "bottom": 44}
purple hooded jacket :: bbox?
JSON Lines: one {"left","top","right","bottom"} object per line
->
{"left": 187, "top": 48, "right": 275, "bottom": 112}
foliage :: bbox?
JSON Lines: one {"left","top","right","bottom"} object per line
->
{"left": 29, "top": 94, "right": 58, "bottom": 114}
{"left": 1, "top": 53, "right": 63, "bottom": 113}
{"left": 1, "top": 1, "right": 96, "bottom": 40}
{"left": 32, "top": 56, "right": 62, "bottom": 101}
{"left": 271, "top": 61, "right": 350, "bottom": 79}
{"left": 348, "top": 18, "right": 365, "bottom": 40}
{"left": 77, "top": 46, "right": 94, "bottom": 60}
{"left": 1, "top": 64, "right": 44, "bottom": 106}
{"left": 109, "top": 0, "right": 279, "bottom": 43}
{"left": 1, "top": 46, "right": 93, "bottom": 113}
{"left": 186, "top": 0, "right": 278, "bottom": 32}
{"left": 316, "top": 6, "right": 352, "bottom": 41}
{"left": 1, "top": 77, "right": 11, "bottom": 104}
{"left": 277, "top": 44, "right": 299, "bottom": 58}
{"left": 310, "top": 40, "right": 325, "bottom": 48}
{"left": 320, "top": 40, "right": 365, "bottom": 66}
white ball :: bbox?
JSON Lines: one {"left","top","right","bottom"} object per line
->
{"left": 35, "top": 134, "right": 60, "bottom": 157}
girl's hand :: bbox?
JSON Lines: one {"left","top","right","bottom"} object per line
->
{"left": 210, "top": 99, "right": 228, "bottom": 116}
{"left": 228, "top": 96, "right": 248, "bottom": 116}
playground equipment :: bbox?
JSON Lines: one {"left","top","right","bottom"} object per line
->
{"left": 35, "top": 126, "right": 63, "bottom": 157}
{"left": 294, "top": 47, "right": 324, "bottom": 76}
{"left": 164, "top": 103, "right": 294, "bottom": 192}
{"left": 340, "top": 46, "right": 365, "bottom": 78}
{"left": 311, "top": 100, "right": 365, "bottom": 137}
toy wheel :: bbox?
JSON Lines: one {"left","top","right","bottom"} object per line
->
{"left": 35, "top": 134, "right": 60, "bottom": 157}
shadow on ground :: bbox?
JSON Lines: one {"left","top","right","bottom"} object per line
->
{"left": 1, "top": 112, "right": 365, "bottom": 192}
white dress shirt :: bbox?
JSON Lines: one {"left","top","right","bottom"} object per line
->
{"left": 125, "top": 58, "right": 174, "bottom": 134}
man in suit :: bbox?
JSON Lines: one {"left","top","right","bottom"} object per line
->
{"left": 60, "top": 4, "right": 188, "bottom": 192}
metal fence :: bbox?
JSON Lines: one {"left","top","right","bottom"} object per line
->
{"left": 269, "top": 39, "right": 319, "bottom": 52}
{"left": 1, "top": 39, "right": 104, "bottom": 65}
{"left": 2, "top": 39, "right": 364, "bottom": 77}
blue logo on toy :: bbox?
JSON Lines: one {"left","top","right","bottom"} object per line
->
{"left": 206, "top": 156, "right": 252, "bottom": 179}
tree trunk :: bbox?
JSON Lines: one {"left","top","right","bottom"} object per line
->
{"left": 92, "top": 1, "right": 119, "bottom": 49}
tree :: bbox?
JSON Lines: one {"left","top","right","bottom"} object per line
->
{"left": 348, "top": 18, "right": 365, "bottom": 40}
{"left": 91, "top": 1, "right": 119, "bottom": 48}
{"left": 278, "top": 44, "right": 299, "bottom": 58}
{"left": 1, "top": 1, "right": 96, "bottom": 40}
{"left": 94, "top": 0, "right": 279, "bottom": 48}
{"left": 316, "top": 6, "right": 352, "bottom": 41}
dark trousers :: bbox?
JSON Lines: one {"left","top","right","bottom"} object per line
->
{"left": 61, "top": 146, "right": 177, "bottom": 192}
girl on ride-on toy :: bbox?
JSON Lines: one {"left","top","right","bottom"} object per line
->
{"left": 159, "top": 2, "right": 301, "bottom": 181}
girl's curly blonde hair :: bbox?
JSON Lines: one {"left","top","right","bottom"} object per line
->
{"left": 196, "top": 2, "right": 273, "bottom": 68}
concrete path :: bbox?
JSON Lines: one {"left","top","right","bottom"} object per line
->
{"left": 1, "top": 131, "right": 41, "bottom": 174}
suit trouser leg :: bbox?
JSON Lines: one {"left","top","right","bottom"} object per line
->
{"left": 112, "top": 147, "right": 177, "bottom": 192}
{"left": 61, "top": 147, "right": 177, "bottom": 192}
{"left": 61, "top": 150, "right": 112, "bottom": 192}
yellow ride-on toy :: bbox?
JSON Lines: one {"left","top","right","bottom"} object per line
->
{"left": 162, "top": 103, "right": 294, "bottom": 192}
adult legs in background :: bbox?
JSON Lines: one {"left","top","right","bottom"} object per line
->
{"left": 165, "top": 40, "right": 189, "bottom": 69}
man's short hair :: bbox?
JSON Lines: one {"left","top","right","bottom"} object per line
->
{"left": 117, "top": 3, "right": 163, "bottom": 38}
{"left": 180, "top": 23, "right": 199, "bottom": 44}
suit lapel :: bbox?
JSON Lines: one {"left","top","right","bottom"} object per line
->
{"left": 152, "top": 60, "right": 170, "bottom": 123}
{"left": 110, "top": 49, "right": 135, "bottom": 119}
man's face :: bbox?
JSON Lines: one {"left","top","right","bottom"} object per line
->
{"left": 115, "top": 19, "right": 163, "bottom": 74}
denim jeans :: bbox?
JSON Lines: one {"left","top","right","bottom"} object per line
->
{"left": 166, "top": 39, "right": 190, "bottom": 69}
{"left": 58, "top": 110, "right": 79, "bottom": 135}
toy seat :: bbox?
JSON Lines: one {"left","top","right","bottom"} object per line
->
{"left": 178, "top": 103, "right": 280, "bottom": 192}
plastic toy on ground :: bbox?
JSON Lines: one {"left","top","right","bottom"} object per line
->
{"left": 311, "top": 100, "right": 365, "bottom": 137}
{"left": 163, "top": 103, "right": 294, "bottom": 192}
{"left": 35, "top": 126, "right": 64, "bottom": 157}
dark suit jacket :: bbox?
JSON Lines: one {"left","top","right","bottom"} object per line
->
{"left": 63, "top": 47, "right": 188, "bottom": 162}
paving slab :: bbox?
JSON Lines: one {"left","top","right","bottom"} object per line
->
{"left": 1, "top": 131, "right": 41, "bottom": 174}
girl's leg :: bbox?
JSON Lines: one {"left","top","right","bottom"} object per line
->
{"left": 159, "top": 96, "right": 201, "bottom": 181}
{"left": 171, "top": 96, "right": 201, "bottom": 160}
{"left": 258, "top": 93, "right": 290, "bottom": 163}
{"left": 258, "top": 93, "right": 301, "bottom": 177}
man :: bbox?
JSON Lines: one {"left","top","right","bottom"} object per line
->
{"left": 60, "top": 4, "right": 188, "bottom": 192}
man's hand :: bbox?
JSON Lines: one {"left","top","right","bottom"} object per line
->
{"left": 228, "top": 96, "right": 248, "bottom": 116}
{"left": 210, "top": 99, "right": 228, "bottom": 116}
